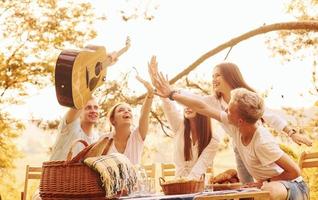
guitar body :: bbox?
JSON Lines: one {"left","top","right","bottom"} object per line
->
{"left": 55, "top": 46, "right": 108, "bottom": 109}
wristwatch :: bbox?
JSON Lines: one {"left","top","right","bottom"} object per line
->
{"left": 168, "top": 90, "right": 179, "bottom": 101}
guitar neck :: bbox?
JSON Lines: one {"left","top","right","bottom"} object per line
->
{"left": 102, "top": 45, "right": 129, "bottom": 67}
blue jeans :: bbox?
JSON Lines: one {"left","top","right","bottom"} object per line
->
{"left": 234, "top": 147, "right": 254, "bottom": 183}
{"left": 280, "top": 180, "right": 309, "bottom": 200}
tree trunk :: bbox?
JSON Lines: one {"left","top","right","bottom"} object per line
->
{"left": 136, "top": 20, "right": 318, "bottom": 102}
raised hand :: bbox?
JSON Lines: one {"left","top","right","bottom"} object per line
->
{"left": 107, "top": 51, "right": 118, "bottom": 66}
{"left": 152, "top": 71, "right": 173, "bottom": 98}
{"left": 106, "top": 36, "right": 131, "bottom": 67}
{"left": 136, "top": 75, "right": 154, "bottom": 97}
{"left": 147, "top": 55, "right": 159, "bottom": 86}
{"left": 146, "top": 55, "right": 173, "bottom": 98}
{"left": 291, "top": 132, "right": 312, "bottom": 146}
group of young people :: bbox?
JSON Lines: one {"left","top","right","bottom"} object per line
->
{"left": 42, "top": 51, "right": 311, "bottom": 200}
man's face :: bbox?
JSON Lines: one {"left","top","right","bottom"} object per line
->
{"left": 82, "top": 99, "right": 99, "bottom": 124}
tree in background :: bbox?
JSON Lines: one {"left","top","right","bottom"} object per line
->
{"left": 266, "top": 0, "right": 318, "bottom": 198}
{"left": 266, "top": 0, "right": 318, "bottom": 95}
{"left": 0, "top": 0, "right": 103, "bottom": 199}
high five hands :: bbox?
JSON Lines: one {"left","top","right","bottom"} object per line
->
{"left": 147, "top": 55, "right": 172, "bottom": 98}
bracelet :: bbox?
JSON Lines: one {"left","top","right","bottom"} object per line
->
{"left": 168, "top": 90, "right": 178, "bottom": 101}
{"left": 288, "top": 129, "right": 297, "bottom": 137}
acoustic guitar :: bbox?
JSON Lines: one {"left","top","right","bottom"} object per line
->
{"left": 55, "top": 37, "right": 130, "bottom": 109}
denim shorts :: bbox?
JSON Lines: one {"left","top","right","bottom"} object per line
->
{"left": 280, "top": 178, "right": 309, "bottom": 200}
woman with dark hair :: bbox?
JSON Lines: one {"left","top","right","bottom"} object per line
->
{"left": 161, "top": 97, "right": 218, "bottom": 179}
{"left": 149, "top": 59, "right": 312, "bottom": 183}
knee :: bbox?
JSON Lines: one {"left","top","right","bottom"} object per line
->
{"left": 261, "top": 182, "right": 287, "bottom": 200}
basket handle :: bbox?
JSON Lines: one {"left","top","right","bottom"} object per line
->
{"left": 101, "top": 137, "right": 113, "bottom": 155}
{"left": 66, "top": 139, "right": 89, "bottom": 161}
{"left": 159, "top": 177, "right": 166, "bottom": 186}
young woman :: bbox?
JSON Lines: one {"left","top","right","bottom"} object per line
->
{"left": 149, "top": 59, "right": 312, "bottom": 183}
{"left": 203, "top": 62, "right": 312, "bottom": 182}
{"left": 104, "top": 75, "right": 153, "bottom": 165}
{"left": 161, "top": 97, "right": 218, "bottom": 179}
{"left": 154, "top": 83, "right": 309, "bottom": 200}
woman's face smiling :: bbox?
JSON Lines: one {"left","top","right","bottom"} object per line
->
{"left": 112, "top": 103, "right": 133, "bottom": 126}
{"left": 212, "top": 67, "right": 232, "bottom": 94}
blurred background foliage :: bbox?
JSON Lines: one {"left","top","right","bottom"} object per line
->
{"left": 0, "top": 0, "right": 318, "bottom": 199}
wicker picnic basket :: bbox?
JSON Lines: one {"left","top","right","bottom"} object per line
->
{"left": 159, "top": 175, "right": 204, "bottom": 195}
{"left": 39, "top": 138, "right": 113, "bottom": 199}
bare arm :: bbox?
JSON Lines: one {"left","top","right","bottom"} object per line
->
{"left": 170, "top": 91, "right": 221, "bottom": 121}
{"left": 152, "top": 70, "right": 221, "bottom": 121}
{"left": 65, "top": 108, "right": 81, "bottom": 124}
{"left": 136, "top": 75, "right": 154, "bottom": 141}
{"left": 263, "top": 109, "right": 312, "bottom": 146}
{"left": 282, "top": 126, "right": 312, "bottom": 146}
{"left": 270, "top": 154, "right": 301, "bottom": 181}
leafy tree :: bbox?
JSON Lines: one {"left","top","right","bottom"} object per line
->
{"left": 264, "top": 2, "right": 318, "bottom": 198}
{"left": 0, "top": 0, "right": 103, "bottom": 198}
{"left": 266, "top": 0, "right": 318, "bottom": 95}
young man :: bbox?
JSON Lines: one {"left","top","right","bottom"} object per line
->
{"left": 49, "top": 98, "right": 100, "bottom": 161}
{"left": 50, "top": 51, "right": 119, "bottom": 161}
{"left": 151, "top": 71, "right": 309, "bottom": 200}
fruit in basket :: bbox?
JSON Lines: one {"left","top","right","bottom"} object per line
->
{"left": 209, "top": 169, "right": 239, "bottom": 184}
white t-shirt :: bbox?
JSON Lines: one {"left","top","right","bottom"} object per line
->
{"left": 220, "top": 111, "right": 284, "bottom": 181}
{"left": 49, "top": 117, "right": 99, "bottom": 161}
{"left": 106, "top": 127, "right": 144, "bottom": 165}
{"left": 162, "top": 98, "right": 219, "bottom": 179}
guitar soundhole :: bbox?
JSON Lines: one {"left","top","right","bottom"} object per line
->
{"left": 95, "top": 62, "right": 102, "bottom": 76}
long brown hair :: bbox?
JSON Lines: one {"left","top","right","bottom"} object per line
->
{"left": 214, "top": 62, "right": 265, "bottom": 122}
{"left": 183, "top": 113, "right": 212, "bottom": 161}
{"left": 214, "top": 62, "right": 255, "bottom": 99}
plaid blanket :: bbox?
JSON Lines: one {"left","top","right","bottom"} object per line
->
{"left": 84, "top": 153, "right": 137, "bottom": 198}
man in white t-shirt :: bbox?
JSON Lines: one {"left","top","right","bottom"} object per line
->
{"left": 50, "top": 98, "right": 100, "bottom": 161}
{"left": 50, "top": 52, "right": 119, "bottom": 161}
{"left": 32, "top": 98, "right": 101, "bottom": 200}
{"left": 152, "top": 74, "right": 309, "bottom": 200}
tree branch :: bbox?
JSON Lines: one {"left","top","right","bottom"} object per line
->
{"left": 136, "top": 20, "right": 318, "bottom": 102}
{"left": 150, "top": 110, "right": 171, "bottom": 137}
{"left": 185, "top": 77, "right": 209, "bottom": 95}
